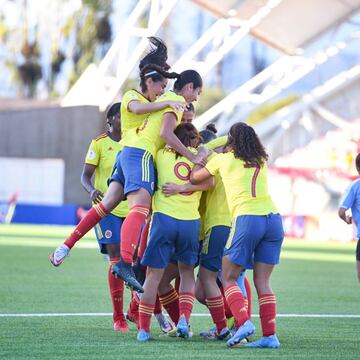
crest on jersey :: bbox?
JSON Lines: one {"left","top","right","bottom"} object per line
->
{"left": 105, "top": 230, "right": 112, "bottom": 239}
{"left": 87, "top": 150, "right": 96, "bottom": 160}
{"left": 129, "top": 93, "right": 138, "bottom": 99}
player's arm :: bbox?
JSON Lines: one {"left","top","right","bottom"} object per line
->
{"left": 81, "top": 164, "right": 104, "bottom": 204}
{"left": 128, "top": 100, "right": 186, "bottom": 115}
{"left": 190, "top": 165, "right": 213, "bottom": 185}
{"left": 338, "top": 207, "right": 352, "bottom": 224}
{"left": 160, "top": 112, "right": 208, "bottom": 166}
{"left": 162, "top": 177, "right": 215, "bottom": 197}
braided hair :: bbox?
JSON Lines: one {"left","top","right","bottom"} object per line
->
{"left": 226, "top": 122, "right": 268, "bottom": 167}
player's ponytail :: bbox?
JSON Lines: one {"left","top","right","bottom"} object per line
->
{"left": 139, "top": 64, "right": 179, "bottom": 92}
{"left": 226, "top": 122, "right": 268, "bottom": 167}
{"left": 139, "top": 37, "right": 170, "bottom": 72}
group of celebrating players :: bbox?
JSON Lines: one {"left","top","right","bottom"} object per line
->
{"left": 50, "top": 37, "right": 284, "bottom": 349}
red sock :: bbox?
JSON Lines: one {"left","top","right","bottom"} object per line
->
{"left": 219, "top": 285, "right": 233, "bottom": 319}
{"left": 64, "top": 203, "right": 109, "bottom": 249}
{"left": 159, "top": 288, "right": 180, "bottom": 324}
{"left": 120, "top": 205, "right": 149, "bottom": 263}
{"left": 259, "top": 293, "right": 277, "bottom": 336}
{"left": 179, "top": 292, "right": 195, "bottom": 323}
{"left": 244, "top": 276, "right": 252, "bottom": 319}
{"left": 108, "top": 258, "right": 124, "bottom": 322}
{"left": 224, "top": 285, "right": 249, "bottom": 326}
{"left": 138, "top": 217, "right": 150, "bottom": 260}
{"left": 205, "top": 296, "right": 227, "bottom": 333}
{"left": 127, "top": 291, "right": 140, "bottom": 327}
{"left": 139, "top": 301, "right": 154, "bottom": 332}
{"left": 153, "top": 295, "right": 162, "bottom": 315}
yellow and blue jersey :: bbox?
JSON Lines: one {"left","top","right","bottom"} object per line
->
{"left": 153, "top": 146, "right": 201, "bottom": 220}
{"left": 85, "top": 133, "right": 128, "bottom": 218}
{"left": 121, "top": 91, "right": 184, "bottom": 158}
{"left": 205, "top": 152, "right": 277, "bottom": 218}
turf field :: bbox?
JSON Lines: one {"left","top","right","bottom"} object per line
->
{"left": 0, "top": 224, "right": 359, "bottom": 359}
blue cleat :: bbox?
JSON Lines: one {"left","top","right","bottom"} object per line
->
{"left": 137, "top": 329, "right": 152, "bottom": 342}
{"left": 226, "top": 320, "right": 256, "bottom": 348}
{"left": 199, "top": 326, "right": 216, "bottom": 338}
{"left": 176, "top": 315, "right": 190, "bottom": 339}
{"left": 246, "top": 335, "right": 280, "bottom": 349}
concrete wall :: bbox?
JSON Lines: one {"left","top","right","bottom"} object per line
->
{"left": 0, "top": 105, "right": 105, "bottom": 204}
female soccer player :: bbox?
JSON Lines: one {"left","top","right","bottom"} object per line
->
{"left": 191, "top": 122, "right": 284, "bottom": 349}
{"left": 110, "top": 66, "right": 206, "bottom": 291}
{"left": 50, "top": 37, "right": 184, "bottom": 268}
{"left": 137, "top": 123, "right": 213, "bottom": 342}
{"left": 51, "top": 103, "right": 129, "bottom": 331}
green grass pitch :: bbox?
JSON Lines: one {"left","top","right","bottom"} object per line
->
{"left": 0, "top": 224, "right": 359, "bottom": 359}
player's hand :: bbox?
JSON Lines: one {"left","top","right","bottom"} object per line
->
{"left": 162, "top": 182, "right": 184, "bottom": 196}
{"left": 90, "top": 189, "right": 104, "bottom": 204}
{"left": 167, "top": 101, "right": 187, "bottom": 112}
{"left": 345, "top": 215, "right": 352, "bottom": 224}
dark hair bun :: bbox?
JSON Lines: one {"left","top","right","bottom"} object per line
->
{"left": 206, "top": 123, "right": 217, "bottom": 134}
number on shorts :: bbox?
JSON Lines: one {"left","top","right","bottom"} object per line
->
{"left": 174, "top": 162, "right": 193, "bottom": 196}
{"left": 243, "top": 164, "right": 260, "bottom": 198}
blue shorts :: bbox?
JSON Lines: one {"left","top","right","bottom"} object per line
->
{"left": 199, "top": 225, "right": 231, "bottom": 272}
{"left": 94, "top": 213, "right": 124, "bottom": 254}
{"left": 224, "top": 213, "right": 284, "bottom": 270}
{"left": 142, "top": 212, "right": 200, "bottom": 269}
{"left": 109, "top": 146, "right": 155, "bottom": 196}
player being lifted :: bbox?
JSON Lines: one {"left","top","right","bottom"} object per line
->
{"left": 191, "top": 122, "right": 284, "bottom": 349}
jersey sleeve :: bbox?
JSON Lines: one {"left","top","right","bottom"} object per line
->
{"left": 85, "top": 140, "right": 100, "bottom": 166}
{"left": 340, "top": 184, "right": 355, "bottom": 209}
{"left": 205, "top": 153, "right": 222, "bottom": 175}
{"left": 122, "top": 90, "right": 141, "bottom": 111}
{"left": 204, "top": 135, "right": 227, "bottom": 150}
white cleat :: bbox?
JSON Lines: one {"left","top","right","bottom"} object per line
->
{"left": 155, "top": 313, "right": 175, "bottom": 334}
{"left": 50, "top": 244, "right": 70, "bottom": 267}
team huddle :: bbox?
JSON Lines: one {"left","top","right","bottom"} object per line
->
{"left": 50, "top": 37, "right": 284, "bottom": 349}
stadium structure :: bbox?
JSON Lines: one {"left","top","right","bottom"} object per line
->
{"left": 1, "top": 0, "right": 359, "bottom": 240}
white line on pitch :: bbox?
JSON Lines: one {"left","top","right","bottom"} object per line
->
{"left": 0, "top": 313, "right": 359, "bottom": 318}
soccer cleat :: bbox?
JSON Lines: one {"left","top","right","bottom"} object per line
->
{"left": 199, "top": 326, "right": 216, "bottom": 338}
{"left": 111, "top": 259, "right": 144, "bottom": 293}
{"left": 246, "top": 335, "right": 280, "bottom": 349}
{"left": 133, "top": 257, "right": 146, "bottom": 286}
{"left": 113, "top": 317, "right": 129, "bottom": 332}
{"left": 155, "top": 313, "right": 174, "bottom": 334}
{"left": 226, "top": 320, "right": 256, "bottom": 348}
{"left": 176, "top": 315, "right": 191, "bottom": 339}
{"left": 215, "top": 327, "right": 231, "bottom": 341}
{"left": 49, "top": 244, "right": 70, "bottom": 267}
{"left": 137, "top": 329, "right": 152, "bottom": 342}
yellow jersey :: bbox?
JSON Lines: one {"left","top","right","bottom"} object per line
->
{"left": 153, "top": 147, "right": 201, "bottom": 220}
{"left": 122, "top": 91, "right": 184, "bottom": 158}
{"left": 85, "top": 133, "right": 128, "bottom": 218}
{"left": 199, "top": 152, "right": 231, "bottom": 234}
{"left": 120, "top": 90, "right": 150, "bottom": 141}
{"left": 205, "top": 152, "right": 277, "bottom": 218}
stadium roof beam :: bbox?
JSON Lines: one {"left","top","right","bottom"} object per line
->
{"left": 172, "top": 0, "right": 282, "bottom": 75}
{"left": 195, "top": 30, "right": 360, "bottom": 131}
{"left": 61, "top": 0, "right": 178, "bottom": 110}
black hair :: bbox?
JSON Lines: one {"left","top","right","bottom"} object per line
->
{"left": 356, "top": 153, "right": 360, "bottom": 170}
{"left": 199, "top": 123, "right": 217, "bottom": 144}
{"left": 173, "top": 70, "right": 202, "bottom": 91}
{"left": 226, "top": 122, "right": 268, "bottom": 167}
{"left": 174, "top": 123, "right": 201, "bottom": 158}
{"left": 140, "top": 64, "right": 202, "bottom": 93}
{"left": 185, "top": 103, "right": 195, "bottom": 112}
{"left": 139, "top": 37, "right": 170, "bottom": 72}
{"left": 106, "top": 102, "right": 121, "bottom": 119}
